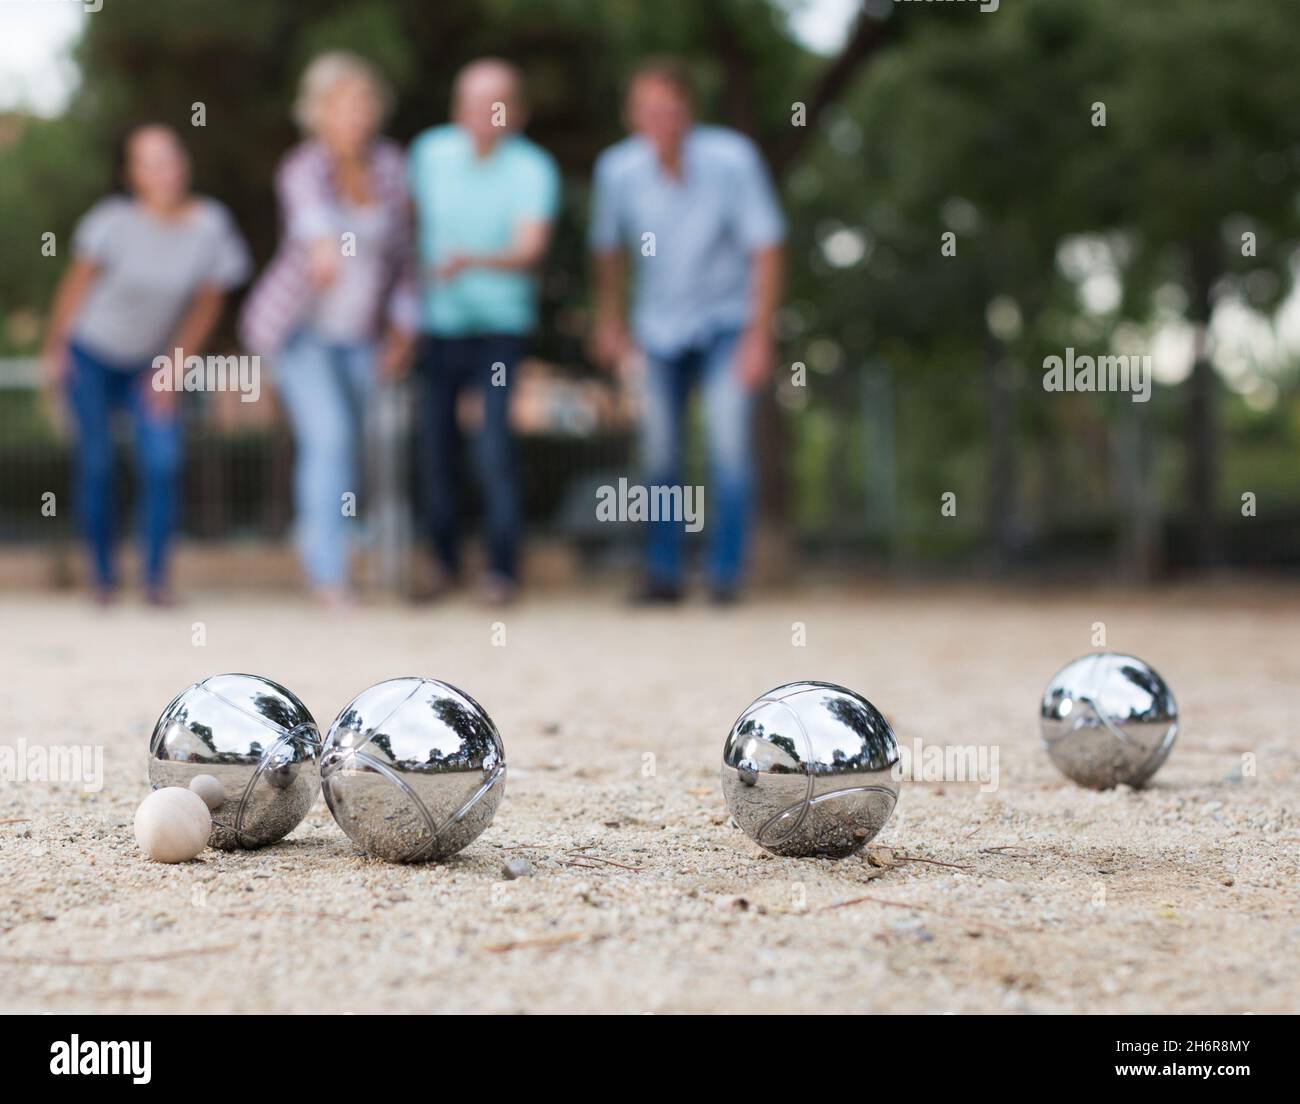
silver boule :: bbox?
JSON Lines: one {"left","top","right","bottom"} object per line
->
{"left": 320, "top": 677, "right": 506, "bottom": 862}
{"left": 148, "top": 674, "right": 320, "bottom": 849}
{"left": 1040, "top": 652, "right": 1178, "bottom": 789}
{"left": 721, "top": 681, "right": 901, "bottom": 858}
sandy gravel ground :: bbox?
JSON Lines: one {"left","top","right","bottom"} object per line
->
{"left": 1, "top": 581, "right": 1297, "bottom": 1013}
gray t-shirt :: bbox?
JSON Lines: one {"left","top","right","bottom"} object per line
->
{"left": 71, "top": 195, "right": 251, "bottom": 366}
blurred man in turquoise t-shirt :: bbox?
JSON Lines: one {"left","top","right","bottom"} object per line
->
{"left": 409, "top": 58, "right": 559, "bottom": 603}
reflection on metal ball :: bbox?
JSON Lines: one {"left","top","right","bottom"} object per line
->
{"left": 721, "top": 681, "right": 900, "bottom": 858}
{"left": 149, "top": 674, "right": 321, "bottom": 849}
{"left": 320, "top": 677, "right": 506, "bottom": 863}
{"left": 1040, "top": 652, "right": 1178, "bottom": 789}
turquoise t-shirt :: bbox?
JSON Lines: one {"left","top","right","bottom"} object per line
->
{"left": 408, "top": 125, "right": 560, "bottom": 336}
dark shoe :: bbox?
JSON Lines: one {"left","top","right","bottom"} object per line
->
{"left": 409, "top": 560, "right": 456, "bottom": 604}
{"left": 311, "top": 585, "right": 359, "bottom": 611}
{"left": 629, "top": 579, "right": 684, "bottom": 606}
{"left": 709, "top": 585, "right": 741, "bottom": 607}
{"left": 480, "top": 573, "right": 518, "bottom": 607}
{"left": 144, "top": 585, "right": 178, "bottom": 608}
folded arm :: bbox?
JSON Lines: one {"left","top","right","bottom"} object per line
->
{"left": 436, "top": 218, "right": 553, "bottom": 279}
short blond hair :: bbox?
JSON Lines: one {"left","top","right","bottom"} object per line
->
{"left": 293, "top": 50, "right": 393, "bottom": 134}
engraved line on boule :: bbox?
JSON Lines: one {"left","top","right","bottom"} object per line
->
{"left": 806, "top": 784, "right": 898, "bottom": 809}
{"left": 232, "top": 731, "right": 307, "bottom": 846}
{"left": 1075, "top": 654, "right": 1137, "bottom": 745}
{"left": 757, "top": 784, "right": 898, "bottom": 846}
{"left": 438, "top": 763, "right": 505, "bottom": 831}
{"left": 757, "top": 800, "right": 806, "bottom": 844}
{"left": 404, "top": 763, "right": 506, "bottom": 863}
{"left": 755, "top": 700, "right": 815, "bottom": 846}
{"left": 149, "top": 684, "right": 196, "bottom": 757}
{"left": 1072, "top": 693, "right": 1136, "bottom": 747}
{"left": 197, "top": 677, "right": 313, "bottom": 739}
{"left": 342, "top": 679, "right": 425, "bottom": 759}
{"left": 230, "top": 754, "right": 263, "bottom": 844}
{"left": 320, "top": 741, "right": 359, "bottom": 779}
{"left": 288, "top": 720, "right": 321, "bottom": 750}
{"left": 425, "top": 677, "right": 496, "bottom": 728}
{"left": 343, "top": 749, "right": 443, "bottom": 860}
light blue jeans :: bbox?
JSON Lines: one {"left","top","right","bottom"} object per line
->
{"left": 641, "top": 328, "right": 753, "bottom": 589}
{"left": 274, "top": 330, "right": 374, "bottom": 588}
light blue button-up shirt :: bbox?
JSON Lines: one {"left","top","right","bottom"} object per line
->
{"left": 589, "top": 125, "right": 785, "bottom": 357}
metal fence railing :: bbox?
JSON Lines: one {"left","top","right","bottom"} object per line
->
{"left": 3, "top": 356, "right": 1298, "bottom": 582}
{"left": 0, "top": 357, "right": 636, "bottom": 589}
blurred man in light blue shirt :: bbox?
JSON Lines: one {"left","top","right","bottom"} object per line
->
{"left": 409, "top": 59, "right": 560, "bottom": 602}
{"left": 589, "top": 58, "right": 785, "bottom": 603}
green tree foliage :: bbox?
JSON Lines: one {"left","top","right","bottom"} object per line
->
{"left": 791, "top": 0, "right": 1300, "bottom": 560}
{"left": 3, "top": 0, "right": 1298, "bottom": 563}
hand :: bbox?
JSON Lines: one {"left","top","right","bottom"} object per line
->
{"left": 734, "top": 326, "right": 775, "bottom": 392}
{"left": 41, "top": 345, "right": 69, "bottom": 392}
{"left": 434, "top": 253, "right": 472, "bottom": 281}
{"left": 40, "top": 346, "right": 69, "bottom": 436}
{"left": 379, "top": 328, "right": 414, "bottom": 381}
{"left": 142, "top": 370, "right": 178, "bottom": 419}
{"left": 307, "top": 239, "right": 340, "bottom": 289}
{"left": 590, "top": 317, "right": 633, "bottom": 374}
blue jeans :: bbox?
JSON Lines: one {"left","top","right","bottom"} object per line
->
{"left": 274, "top": 330, "right": 375, "bottom": 588}
{"left": 642, "top": 328, "right": 753, "bottom": 590}
{"left": 66, "top": 342, "right": 182, "bottom": 589}
{"left": 419, "top": 334, "right": 523, "bottom": 581}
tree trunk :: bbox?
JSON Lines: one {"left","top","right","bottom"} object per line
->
{"left": 754, "top": 387, "right": 791, "bottom": 575}
{"left": 1186, "top": 245, "right": 1220, "bottom": 567}
{"left": 861, "top": 360, "right": 896, "bottom": 558}
{"left": 985, "top": 341, "right": 1019, "bottom": 565}
{"left": 1111, "top": 396, "right": 1160, "bottom": 580}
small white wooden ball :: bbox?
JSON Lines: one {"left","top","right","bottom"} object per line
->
{"left": 189, "top": 773, "right": 227, "bottom": 811}
{"left": 135, "top": 787, "right": 211, "bottom": 863}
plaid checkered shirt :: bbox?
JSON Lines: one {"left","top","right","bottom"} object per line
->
{"left": 239, "top": 138, "right": 418, "bottom": 356}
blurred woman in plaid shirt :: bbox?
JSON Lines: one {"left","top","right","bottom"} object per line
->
{"left": 240, "top": 51, "right": 417, "bottom": 608}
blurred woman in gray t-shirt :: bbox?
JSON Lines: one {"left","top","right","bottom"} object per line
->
{"left": 41, "top": 123, "right": 250, "bottom": 605}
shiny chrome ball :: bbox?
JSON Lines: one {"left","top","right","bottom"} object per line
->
{"left": 721, "top": 681, "right": 901, "bottom": 858}
{"left": 148, "top": 674, "right": 321, "bottom": 850}
{"left": 320, "top": 677, "right": 506, "bottom": 862}
{"left": 1040, "top": 652, "right": 1178, "bottom": 789}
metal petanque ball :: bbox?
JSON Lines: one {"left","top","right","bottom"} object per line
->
{"left": 721, "top": 681, "right": 901, "bottom": 859}
{"left": 148, "top": 674, "right": 321, "bottom": 849}
{"left": 320, "top": 677, "right": 506, "bottom": 862}
{"left": 1040, "top": 652, "right": 1178, "bottom": 790}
